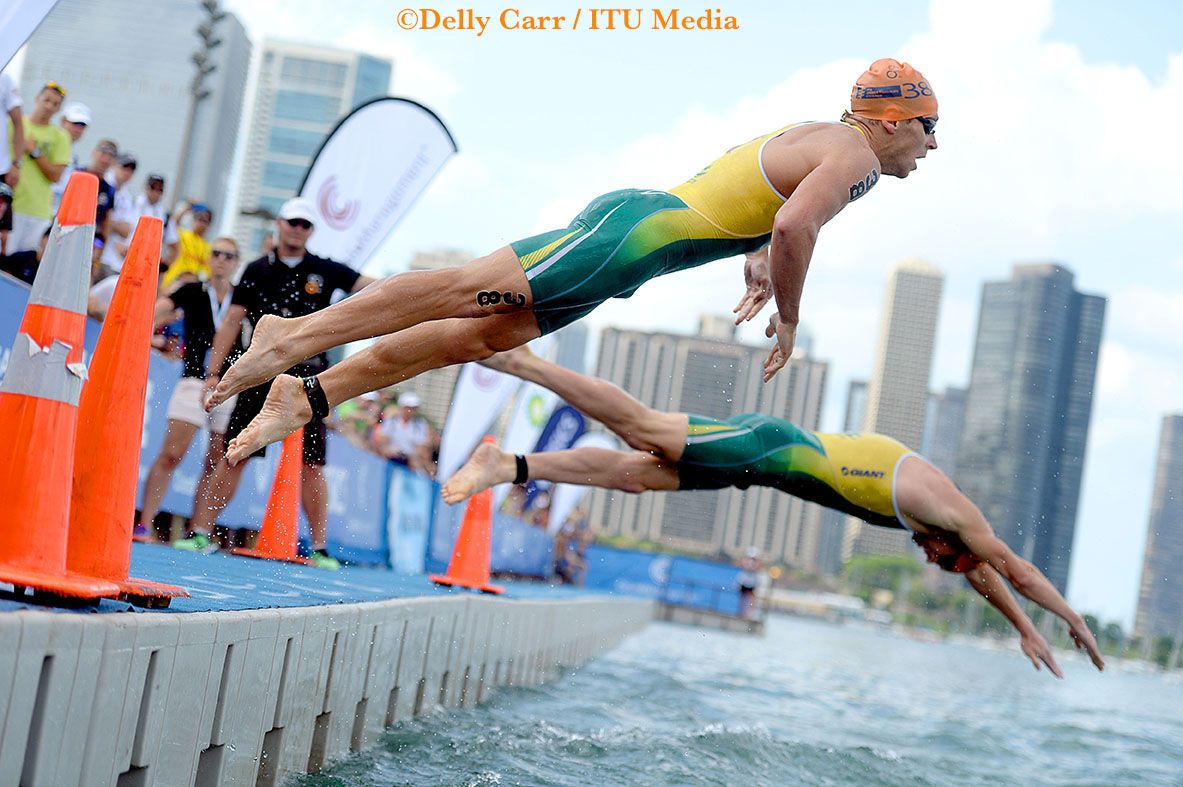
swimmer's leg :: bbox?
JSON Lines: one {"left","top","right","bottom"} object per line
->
{"left": 481, "top": 346, "right": 689, "bottom": 461}
{"left": 443, "top": 444, "right": 678, "bottom": 504}
{"left": 212, "top": 246, "right": 531, "bottom": 405}
{"left": 225, "top": 312, "right": 541, "bottom": 464}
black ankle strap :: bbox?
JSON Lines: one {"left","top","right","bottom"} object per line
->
{"left": 302, "top": 375, "right": 330, "bottom": 420}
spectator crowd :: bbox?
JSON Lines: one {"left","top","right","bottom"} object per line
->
{"left": 0, "top": 78, "right": 220, "bottom": 311}
{"left": 329, "top": 389, "right": 440, "bottom": 475}
{"left": 0, "top": 74, "right": 567, "bottom": 574}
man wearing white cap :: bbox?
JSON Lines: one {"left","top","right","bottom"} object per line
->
{"left": 178, "top": 197, "right": 375, "bottom": 569}
{"left": 374, "top": 391, "right": 434, "bottom": 472}
{"left": 49, "top": 101, "right": 91, "bottom": 215}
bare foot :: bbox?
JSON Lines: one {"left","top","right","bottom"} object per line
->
{"left": 208, "top": 314, "right": 298, "bottom": 409}
{"left": 226, "top": 375, "right": 311, "bottom": 465}
{"left": 477, "top": 345, "right": 537, "bottom": 378}
{"left": 441, "top": 442, "right": 516, "bottom": 504}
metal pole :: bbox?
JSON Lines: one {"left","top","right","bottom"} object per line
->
{"left": 170, "top": 2, "right": 223, "bottom": 214}
{"left": 171, "top": 78, "right": 201, "bottom": 212}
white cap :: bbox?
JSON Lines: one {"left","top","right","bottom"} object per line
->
{"left": 278, "top": 196, "right": 317, "bottom": 225}
{"left": 398, "top": 392, "right": 421, "bottom": 408}
{"left": 63, "top": 102, "right": 91, "bottom": 125}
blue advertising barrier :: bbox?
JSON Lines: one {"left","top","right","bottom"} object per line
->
{"left": 583, "top": 544, "right": 744, "bottom": 616}
{"left": 427, "top": 498, "right": 555, "bottom": 579}
{"left": 387, "top": 464, "right": 434, "bottom": 574}
{"left": 0, "top": 272, "right": 430, "bottom": 569}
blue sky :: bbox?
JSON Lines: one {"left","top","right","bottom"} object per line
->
{"left": 215, "top": 0, "right": 1183, "bottom": 628}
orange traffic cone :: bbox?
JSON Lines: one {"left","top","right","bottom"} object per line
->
{"left": 67, "top": 216, "right": 188, "bottom": 608}
{"left": 232, "top": 428, "right": 311, "bottom": 564}
{"left": 430, "top": 437, "right": 505, "bottom": 594}
{"left": 0, "top": 173, "right": 121, "bottom": 604}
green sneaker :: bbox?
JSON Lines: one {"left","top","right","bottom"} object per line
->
{"left": 308, "top": 549, "right": 340, "bottom": 571}
{"left": 173, "top": 532, "right": 218, "bottom": 554}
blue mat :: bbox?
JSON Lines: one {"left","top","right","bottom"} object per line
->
{"left": 0, "top": 542, "right": 593, "bottom": 615}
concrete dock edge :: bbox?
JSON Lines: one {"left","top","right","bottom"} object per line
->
{"left": 0, "top": 594, "right": 654, "bottom": 786}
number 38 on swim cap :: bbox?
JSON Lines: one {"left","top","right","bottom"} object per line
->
{"left": 850, "top": 58, "right": 938, "bottom": 121}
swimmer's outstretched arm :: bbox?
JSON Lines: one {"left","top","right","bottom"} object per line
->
{"left": 761, "top": 145, "right": 879, "bottom": 380}
{"left": 897, "top": 461, "right": 1104, "bottom": 671}
{"left": 964, "top": 564, "right": 1063, "bottom": 678}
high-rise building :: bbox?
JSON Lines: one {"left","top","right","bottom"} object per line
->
{"left": 697, "top": 314, "right": 737, "bottom": 341}
{"left": 554, "top": 322, "right": 589, "bottom": 374}
{"left": 956, "top": 264, "right": 1106, "bottom": 593}
{"left": 588, "top": 325, "right": 828, "bottom": 567}
{"left": 921, "top": 387, "right": 967, "bottom": 476}
{"left": 848, "top": 258, "right": 944, "bottom": 558}
{"left": 232, "top": 40, "right": 391, "bottom": 254}
{"left": 844, "top": 380, "right": 868, "bottom": 437}
{"left": 20, "top": 0, "right": 251, "bottom": 220}
{"left": 1134, "top": 415, "right": 1183, "bottom": 641}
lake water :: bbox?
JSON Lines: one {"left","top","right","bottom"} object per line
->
{"left": 293, "top": 615, "right": 1183, "bottom": 786}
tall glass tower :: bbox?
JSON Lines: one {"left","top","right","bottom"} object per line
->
{"left": 956, "top": 264, "right": 1106, "bottom": 593}
{"left": 232, "top": 40, "right": 391, "bottom": 256}
{"left": 1135, "top": 415, "right": 1183, "bottom": 641}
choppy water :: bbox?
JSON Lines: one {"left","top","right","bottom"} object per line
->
{"left": 292, "top": 616, "right": 1183, "bottom": 786}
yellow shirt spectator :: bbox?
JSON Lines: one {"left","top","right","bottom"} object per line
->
{"left": 163, "top": 228, "right": 212, "bottom": 285}
{"left": 11, "top": 118, "right": 70, "bottom": 219}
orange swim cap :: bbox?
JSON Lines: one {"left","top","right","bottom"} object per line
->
{"left": 850, "top": 58, "right": 938, "bottom": 121}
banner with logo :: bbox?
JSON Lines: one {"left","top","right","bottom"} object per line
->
{"left": 493, "top": 382, "right": 559, "bottom": 507}
{"left": 521, "top": 404, "right": 586, "bottom": 509}
{"left": 298, "top": 97, "right": 457, "bottom": 268}
{"left": 436, "top": 363, "right": 523, "bottom": 481}
{"left": 436, "top": 335, "right": 554, "bottom": 480}
{"left": 0, "top": 0, "right": 57, "bottom": 69}
{"left": 546, "top": 431, "right": 618, "bottom": 534}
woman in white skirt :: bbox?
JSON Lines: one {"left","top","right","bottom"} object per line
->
{"left": 135, "top": 236, "right": 241, "bottom": 540}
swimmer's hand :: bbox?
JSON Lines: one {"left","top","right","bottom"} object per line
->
{"left": 763, "top": 313, "right": 797, "bottom": 382}
{"left": 1068, "top": 617, "right": 1106, "bottom": 671}
{"left": 734, "top": 249, "right": 772, "bottom": 324}
{"left": 1020, "top": 630, "right": 1063, "bottom": 679}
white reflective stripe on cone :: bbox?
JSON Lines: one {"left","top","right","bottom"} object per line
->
{"left": 27, "top": 221, "right": 96, "bottom": 315}
{"left": 0, "top": 335, "right": 84, "bottom": 406}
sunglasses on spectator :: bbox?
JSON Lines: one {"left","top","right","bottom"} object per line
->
{"left": 285, "top": 218, "right": 313, "bottom": 230}
{"left": 211, "top": 249, "right": 238, "bottom": 260}
{"left": 43, "top": 81, "right": 66, "bottom": 97}
{"left": 147, "top": 183, "right": 163, "bottom": 192}
{"left": 917, "top": 116, "right": 938, "bottom": 135}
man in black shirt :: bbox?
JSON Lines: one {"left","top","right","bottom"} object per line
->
{"left": 138, "top": 237, "right": 240, "bottom": 539}
{"left": 178, "top": 198, "right": 374, "bottom": 569}
{"left": 80, "top": 138, "right": 118, "bottom": 256}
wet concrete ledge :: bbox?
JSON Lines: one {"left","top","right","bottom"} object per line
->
{"left": 0, "top": 546, "right": 654, "bottom": 785}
